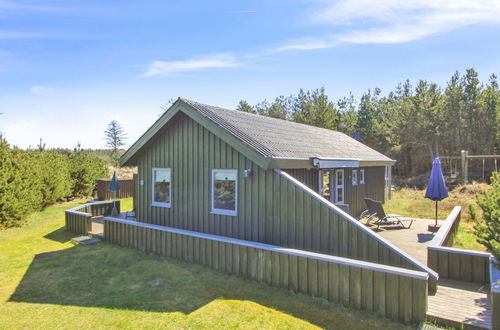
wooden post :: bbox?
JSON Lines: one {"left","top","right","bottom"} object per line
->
{"left": 461, "top": 150, "right": 468, "bottom": 184}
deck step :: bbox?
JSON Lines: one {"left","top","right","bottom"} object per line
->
{"left": 427, "top": 279, "right": 492, "bottom": 329}
{"left": 70, "top": 236, "right": 102, "bottom": 245}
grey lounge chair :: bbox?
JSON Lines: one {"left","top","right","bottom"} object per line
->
{"left": 359, "top": 198, "right": 377, "bottom": 223}
{"left": 369, "top": 199, "right": 414, "bottom": 229}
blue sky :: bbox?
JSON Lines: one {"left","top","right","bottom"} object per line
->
{"left": 1, "top": 0, "right": 500, "bottom": 149}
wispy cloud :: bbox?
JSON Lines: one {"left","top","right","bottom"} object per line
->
{"left": 278, "top": 0, "right": 500, "bottom": 50}
{"left": 30, "top": 85, "right": 51, "bottom": 96}
{"left": 229, "top": 10, "right": 257, "bottom": 14}
{"left": 0, "top": 0, "right": 62, "bottom": 13}
{"left": 143, "top": 54, "right": 238, "bottom": 77}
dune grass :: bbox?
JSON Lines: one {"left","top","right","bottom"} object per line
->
{"left": 0, "top": 198, "right": 416, "bottom": 329}
{"left": 384, "top": 184, "right": 490, "bottom": 251}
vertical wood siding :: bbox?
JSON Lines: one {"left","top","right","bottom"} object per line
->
{"left": 65, "top": 200, "right": 121, "bottom": 235}
{"left": 104, "top": 217, "right": 428, "bottom": 324}
{"left": 133, "top": 113, "right": 435, "bottom": 287}
{"left": 427, "top": 207, "right": 491, "bottom": 284}
{"left": 286, "top": 167, "right": 386, "bottom": 216}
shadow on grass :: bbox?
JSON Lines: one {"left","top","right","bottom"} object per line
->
{"left": 43, "top": 227, "right": 74, "bottom": 243}
{"left": 8, "top": 228, "right": 409, "bottom": 329}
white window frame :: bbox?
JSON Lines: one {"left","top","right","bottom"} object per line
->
{"left": 352, "top": 169, "right": 358, "bottom": 186}
{"left": 211, "top": 169, "right": 238, "bottom": 216}
{"left": 334, "top": 169, "right": 345, "bottom": 205}
{"left": 359, "top": 169, "right": 365, "bottom": 184}
{"left": 151, "top": 168, "right": 172, "bottom": 208}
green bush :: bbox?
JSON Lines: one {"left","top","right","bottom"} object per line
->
{"left": 69, "top": 150, "right": 108, "bottom": 197}
{"left": 473, "top": 172, "right": 500, "bottom": 261}
{"left": 0, "top": 138, "right": 108, "bottom": 229}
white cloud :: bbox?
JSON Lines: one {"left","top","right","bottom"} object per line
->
{"left": 30, "top": 85, "right": 51, "bottom": 96}
{"left": 278, "top": 0, "right": 500, "bottom": 50}
{"left": 143, "top": 54, "right": 238, "bottom": 77}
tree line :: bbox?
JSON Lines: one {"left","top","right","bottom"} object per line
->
{"left": 237, "top": 68, "right": 499, "bottom": 177}
{"left": 0, "top": 137, "right": 108, "bottom": 228}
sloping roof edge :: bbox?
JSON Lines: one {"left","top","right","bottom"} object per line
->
{"left": 120, "top": 99, "right": 272, "bottom": 169}
{"left": 120, "top": 98, "right": 396, "bottom": 169}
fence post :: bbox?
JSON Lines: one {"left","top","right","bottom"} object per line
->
{"left": 461, "top": 150, "right": 468, "bottom": 184}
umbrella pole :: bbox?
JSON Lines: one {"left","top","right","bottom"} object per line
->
{"left": 435, "top": 200, "right": 438, "bottom": 227}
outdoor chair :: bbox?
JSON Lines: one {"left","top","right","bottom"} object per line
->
{"left": 369, "top": 199, "right": 414, "bottom": 229}
{"left": 359, "top": 198, "right": 377, "bottom": 223}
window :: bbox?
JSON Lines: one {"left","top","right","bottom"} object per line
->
{"left": 319, "top": 170, "right": 331, "bottom": 200}
{"left": 152, "top": 168, "right": 171, "bottom": 207}
{"left": 211, "top": 169, "right": 237, "bottom": 216}
{"left": 334, "top": 169, "right": 344, "bottom": 204}
{"left": 352, "top": 170, "right": 358, "bottom": 185}
{"left": 359, "top": 169, "right": 365, "bottom": 184}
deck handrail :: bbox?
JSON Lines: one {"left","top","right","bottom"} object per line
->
{"left": 275, "top": 168, "right": 439, "bottom": 282}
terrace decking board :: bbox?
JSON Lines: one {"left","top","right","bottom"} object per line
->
{"left": 427, "top": 279, "right": 492, "bottom": 329}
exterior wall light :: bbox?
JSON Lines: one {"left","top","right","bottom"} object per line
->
{"left": 243, "top": 168, "right": 252, "bottom": 178}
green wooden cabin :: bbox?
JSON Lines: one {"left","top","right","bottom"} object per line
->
{"left": 121, "top": 98, "right": 397, "bottom": 254}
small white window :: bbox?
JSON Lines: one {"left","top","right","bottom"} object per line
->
{"left": 211, "top": 169, "right": 237, "bottom": 216}
{"left": 352, "top": 170, "right": 358, "bottom": 185}
{"left": 152, "top": 168, "right": 171, "bottom": 207}
{"left": 360, "top": 169, "right": 365, "bottom": 184}
{"left": 334, "top": 169, "right": 345, "bottom": 204}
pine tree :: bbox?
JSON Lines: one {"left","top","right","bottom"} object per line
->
{"left": 104, "top": 120, "right": 127, "bottom": 156}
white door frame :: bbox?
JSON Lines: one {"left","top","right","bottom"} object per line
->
{"left": 334, "top": 169, "right": 345, "bottom": 205}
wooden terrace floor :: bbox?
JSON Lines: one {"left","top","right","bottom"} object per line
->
{"left": 362, "top": 218, "right": 492, "bottom": 329}
{"left": 428, "top": 279, "right": 492, "bottom": 329}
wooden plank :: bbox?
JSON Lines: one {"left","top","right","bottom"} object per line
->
{"left": 373, "top": 271, "right": 386, "bottom": 317}
{"left": 328, "top": 262, "right": 339, "bottom": 303}
{"left": 318, "top": 261, "right": 329, "bottom": 299}
{"left": 350, "top": 266, "right": 361, "bottom": 309}
{"left": 289, "top": 255, "right": 299, "bottom": 292}
{"left": 361, "top": 268, "right": 373, "bottom": 312}
{"left": 340, "top": 264, "right": 350, "bottom": 306}
{"left": 308, "top": 259, "right": 318, "bottom": 296}
{"left": 385, "top": 274, "right": 399, "bottom": 320}
{"left": 399, "top": 276, "right": 412, "bottom": 324}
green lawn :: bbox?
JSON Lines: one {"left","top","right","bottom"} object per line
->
{"left": 384, "top": 184, "right": 489, "bottom": 251}
{"left": 0, "top": 198, "right": 414, "bottom": 329}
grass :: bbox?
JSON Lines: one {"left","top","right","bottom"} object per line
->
{"left": 384, "top": 184, "right": 490, "bottom": 251}
{"left": 0, "top": 198, "right": 415, "bottom": 329}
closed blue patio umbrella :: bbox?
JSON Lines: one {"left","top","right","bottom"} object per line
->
{"left": 108, "top": 171, "right": 120, "bottom": 217}
{"left": 425, "top": 158, "right": 449, "bottom": 228}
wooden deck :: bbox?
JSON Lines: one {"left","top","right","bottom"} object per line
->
{"left": 362, "top": 217, "right": 439, "bottom": 265}
{"left": 361, "top": 219, "right": 492, "bottom": 329}
{"left": 427, "top": 279, "right": 492, "bottom": 329}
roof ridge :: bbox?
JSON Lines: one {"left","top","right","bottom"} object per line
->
{"left": 181, "top": 98, "right": 275, "bottom": 157}
{"left": 180, "top": 98, "right": 347, "bottom": 137}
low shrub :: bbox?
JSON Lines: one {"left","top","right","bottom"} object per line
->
{"left": 0, "top": 138, "right": 107, "bottom": 229}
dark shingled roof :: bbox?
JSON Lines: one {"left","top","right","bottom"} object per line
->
{"left": 181, "top": 98, "right": 393, "bottom": 162}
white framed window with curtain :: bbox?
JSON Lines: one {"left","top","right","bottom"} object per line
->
{"left": 152, "top": 168, "right": 171, "bottom": 207}
{"left": 360, "top": 169, "right": 365, "bottom": 184}
{"left": 211, "top": 169, "right": 238, "bottom": 216}
{"left": 352, "top": 169, "right": 358, "bottom": 185}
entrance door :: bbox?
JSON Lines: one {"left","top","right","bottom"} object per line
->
{"left": 334, "top": 169, "right": 345, "bottom": 205}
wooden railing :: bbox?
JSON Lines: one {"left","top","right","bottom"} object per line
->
{"left": 427, "top": 206, "right": 491, "bottom": 283}
{"left": 65, "top": 200, "right": 120, "bottom": 235}
{"left": 276, "top": 169, "right": 439, "bottom": 292}
{"left": 104, "top": 216, "right": 429, "bottom": 324}
{"left": 490, "top": 256, "right": 500, "bottom": 329}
